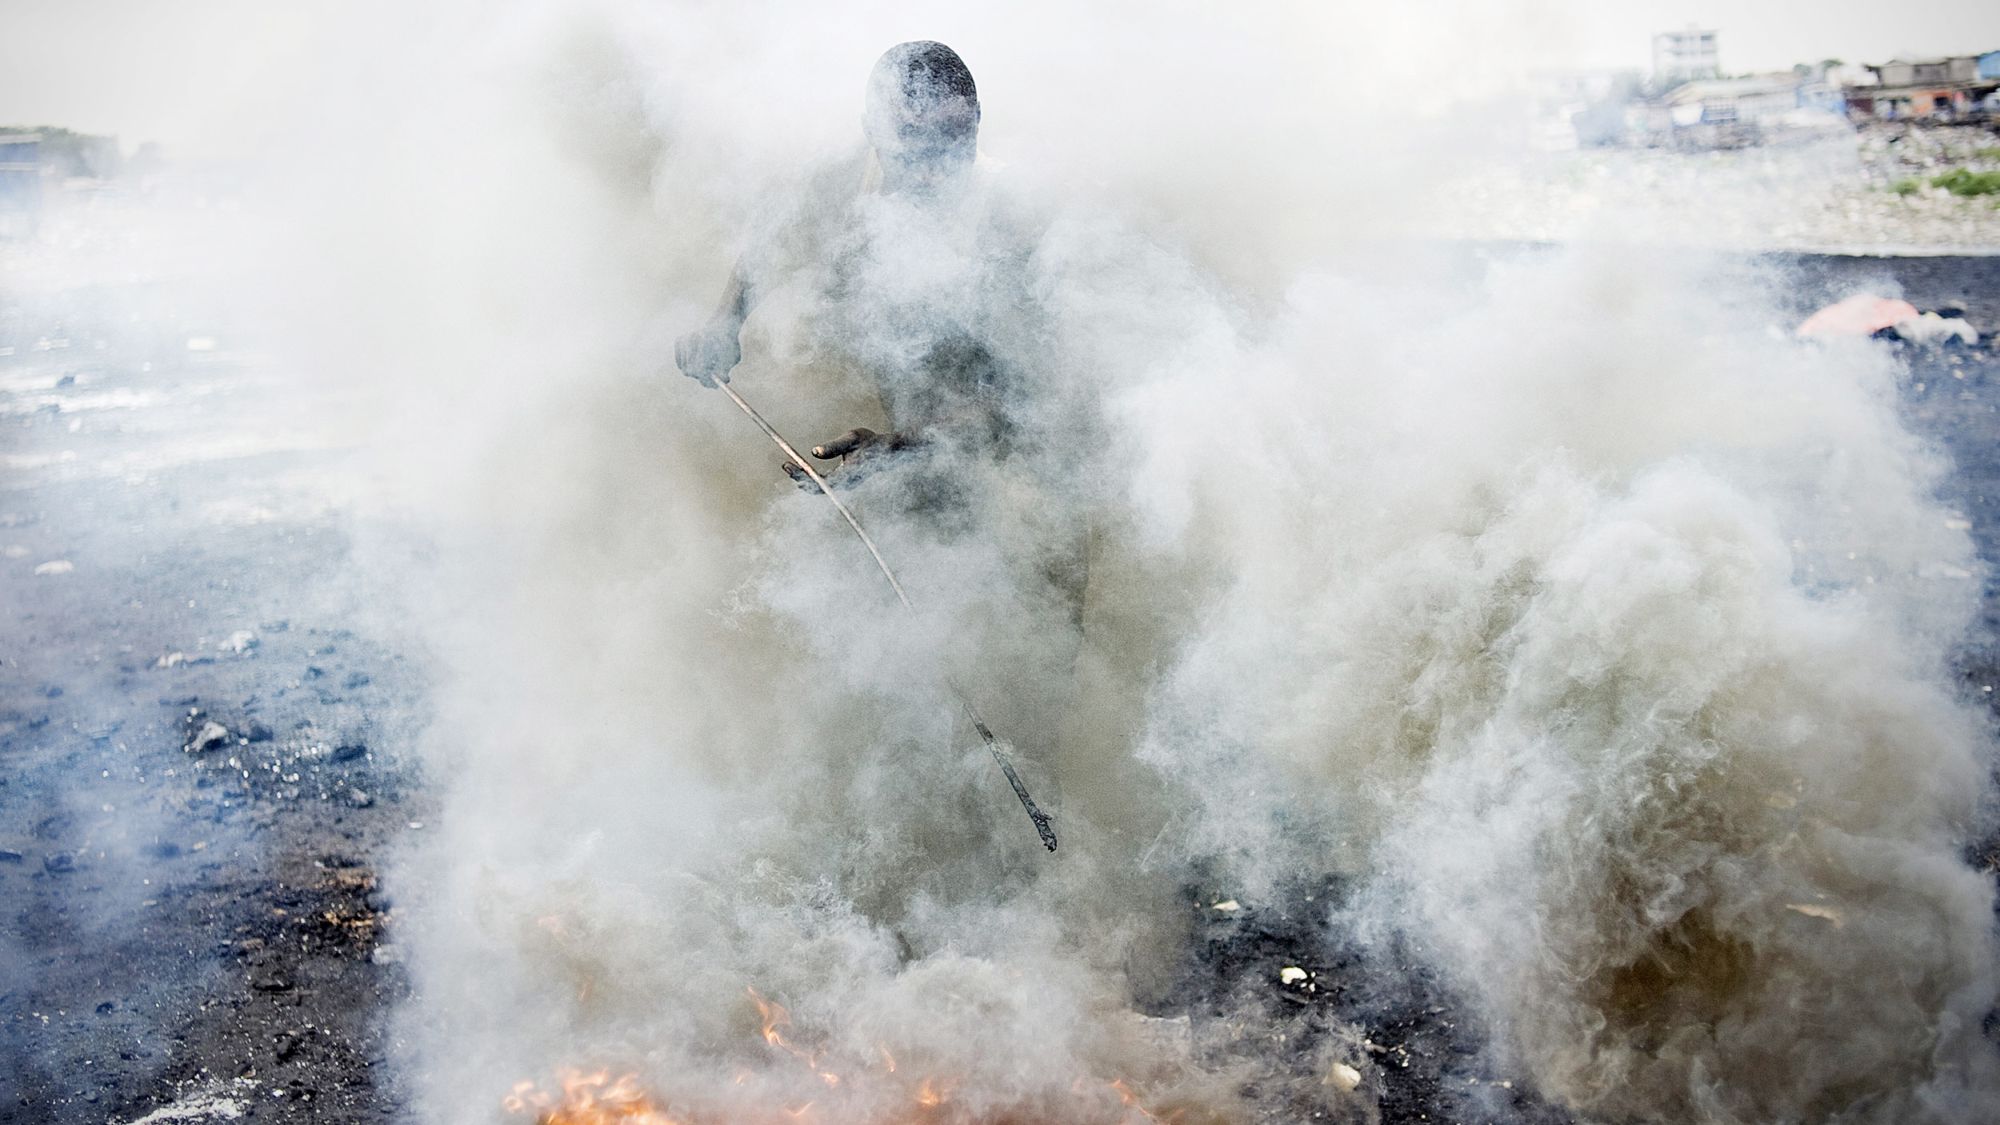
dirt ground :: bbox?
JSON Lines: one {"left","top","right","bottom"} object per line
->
{"left": 0, "top": 284, "right": 429, "bottom": 1124}
{"left": 4, "top": 252, "right": 1998, "bottom": 1125}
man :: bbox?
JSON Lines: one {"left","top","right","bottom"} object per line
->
{"left": 672, "top": 42, "right": 1090, "bottom": 863}
{"left": 673, "top": 41, "right": 1020, "bottom": 495}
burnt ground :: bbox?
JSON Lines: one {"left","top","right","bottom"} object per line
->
{"left": 4, "top": 253, "right": 2000, "bottom": 1125}
{"left": 0, "top": 298, "right": 428, "bottom": 1124}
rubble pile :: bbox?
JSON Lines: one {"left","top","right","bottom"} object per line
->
{"left": 1856, "top": 121, "right": 2000, "bottom": 186}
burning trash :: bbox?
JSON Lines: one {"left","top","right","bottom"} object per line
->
{"left": 505, "top": 1070, "right": 680, "bottom": 1125}
{"left": 503, "top": 990, "right": 1188, "bottom": 1125}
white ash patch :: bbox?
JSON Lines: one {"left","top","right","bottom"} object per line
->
{"left": 118, "top": 1078, "right": 258, "bottom": 1123}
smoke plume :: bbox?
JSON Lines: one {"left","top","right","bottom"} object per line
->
{"left": 105, "top": 2, "right": 1997, "bottom": 1121}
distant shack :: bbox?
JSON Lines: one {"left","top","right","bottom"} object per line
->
{"left": 1845, "top": 54, "right": 2000, "bottom": 119}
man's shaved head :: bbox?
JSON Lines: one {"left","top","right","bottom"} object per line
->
{"left": 864, "top": 41, "right": 980, "bottom": 176}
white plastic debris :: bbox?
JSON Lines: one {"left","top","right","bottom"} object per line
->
{"left": 1892, "top": 313, "right": 1979, "bottom": 347}
{"left": 1325, "top": 1062, "right": 1363, "bottom": 1093}
{"left": 1210, "top": 899, "right": 1241, "bottom": 913}
{"left": 187, "top": 721, "right": 231, "bottom": 754}
{"left": 1279, "top": 966, "right": 1309, "bottom": 985}
{"left": 157, "top": 652, "right": 186, "bottom": 668}
{"left": 121, "top": 1077, "right": 256, "bottom": 1123}
{"left": 33, "top": 560, "right": 73, "bottom": 575}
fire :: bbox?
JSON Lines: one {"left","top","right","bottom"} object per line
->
{"left": 504, "top": 1068, "right": 686, "bottom": 1125}
{"left": 1108, "top": 1079, "right": 1175, "bottom": 1124}
{"left": 748, "top": 987, "right": 843, "bottom": 1088}
{"left": 913, "top": 1076, "right": 957, "bottom": 1109}
{"left": 505, "top": 988, "right": 1177, "bottom": 1124}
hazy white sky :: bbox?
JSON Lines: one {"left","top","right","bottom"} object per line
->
{"left": 3, "top": 1, "right": 1997, "bottom": 151}
{"left": 1558, "top": 0, "right": 2000, "bottom": 72}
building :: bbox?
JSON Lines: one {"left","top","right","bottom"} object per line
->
{"left": 1845, "top": 55, "right": 1999, "bottom": 118}
{"left": 1643, "top": 73, "right": 1845, "bottom": 149}
{"left": 1653, "top": 27, "right": 1720, "bottom": 85}
{"left": 1666, "top": 75, "right": 1806, "bottom": 124}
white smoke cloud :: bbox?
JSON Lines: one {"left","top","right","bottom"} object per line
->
{"left": 64, "top": 1, "right": 1995, "bottom": 1121}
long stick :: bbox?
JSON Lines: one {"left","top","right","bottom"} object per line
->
{"left": 714, "top": 381, "right": 1058, "bottom": 852}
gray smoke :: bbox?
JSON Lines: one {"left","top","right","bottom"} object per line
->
{"left": 93, "top": 2, "right": 1993, "bottom": 1122}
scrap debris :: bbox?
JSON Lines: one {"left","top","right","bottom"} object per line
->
{"left": 1796, "top": 293, "right": 1984, "bottom": 345}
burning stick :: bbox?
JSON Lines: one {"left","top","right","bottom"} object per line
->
{"left": 709, "top": 380, "right": 1059, "bottom": 852}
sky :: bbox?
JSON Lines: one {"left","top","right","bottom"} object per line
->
{"left": 2, "top": 0, "right": 1998, "bottom": 153}
{"left": 1561, "top": 0, "right": 2000, "bottom": 72}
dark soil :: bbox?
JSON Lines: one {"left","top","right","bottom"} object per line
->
{"left": 0, "top": 298, "right": 428, "bottom": 1124}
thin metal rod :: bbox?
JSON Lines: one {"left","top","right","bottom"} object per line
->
{"left": 713, "top": 380, "right": 1058, "bottom": 851}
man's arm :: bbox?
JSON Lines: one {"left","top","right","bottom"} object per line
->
{"left": 673, "top": 267, "right": 753, "bottom": 388}
{"left": 674, "top": 148, "right": 872, "bottom": 389}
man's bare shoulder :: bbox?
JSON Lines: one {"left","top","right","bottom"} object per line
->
{"left": 747, "top": 146, "right": 871, "bottom": 274}
{"left": 796, "top": 145, "right": 874, "bottom": 212}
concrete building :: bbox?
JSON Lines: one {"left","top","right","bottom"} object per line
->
{"left": 1665, "top": 75, "right": 1805, "bottom": 125}
{"left": 1653, "top": 27, "right": 1720, "bottom": 85}
{"left": 1847, "top": 55, "right": 1999, "bottom": 118}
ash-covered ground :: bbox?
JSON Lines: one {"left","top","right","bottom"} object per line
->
{"left": 4, "top": 250, "right": 1999, "bottom": 1124}
{"left": 0, "top": 275, "right": 428, "bottom": 1123}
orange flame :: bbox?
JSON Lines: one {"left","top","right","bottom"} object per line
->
{"left": 1110, "top": 1077, "right": 1177, "bottom": 1123}
{"left": 503, "top": 1068, "right": 686, "bottom": 1125}
{"left": 913, "top": 1076, "right": 958, "bottom": 1108}
{"left": 748, "top": 988, "right": 843, "bottom": 1087}
{"left": 506, "top": 987, "right": 1178, "bottom": 1124}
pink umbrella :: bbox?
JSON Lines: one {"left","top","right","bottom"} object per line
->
{"left": 1796, "top": 294, "right": 1920, "bottom": 338}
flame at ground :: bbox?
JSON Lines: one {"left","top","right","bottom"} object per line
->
{"left": 505, "top": 1069, "right": 685, "bottom": 1125}
{"left": 504, "top": 990, "right": 1180, "bottom": 1124}
{"left": 749, "top": 987, "right": 844, "bottom": 1090}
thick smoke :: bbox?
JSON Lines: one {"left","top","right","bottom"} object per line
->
{"left": 1134, "top": 245, "right": 2000, "bottom": 1120}
{"left": 170, "top": 2, "right": 2000, "bottom": 1122}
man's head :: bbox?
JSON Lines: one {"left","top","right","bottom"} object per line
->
{"left": 864, "top": 41, "right": 979, "bottom": 188}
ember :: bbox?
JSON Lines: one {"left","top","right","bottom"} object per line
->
{"left": 748, "top": 987, "right": 843, "bottom": 1088}
{"left": 508, "top": 991, "right": 1181, "bottom": 1125}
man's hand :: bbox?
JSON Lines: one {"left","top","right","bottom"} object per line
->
{"left": 781, "top": 428, "right": 916, "bottom": 489}
{"left": 674, "top": 321, "right": 742, "bottom": 388}
{"left": 812, "top": 428, "right": 909, "bottom": 462}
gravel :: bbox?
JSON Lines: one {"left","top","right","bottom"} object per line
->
{"left": 1430, "top": 120, "right": 2000, "bottom": 253}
